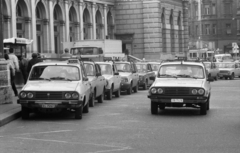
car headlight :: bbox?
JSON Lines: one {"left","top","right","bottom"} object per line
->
{"left": 198, "top": 89, "right": 205, "bottom": 95}
{"left": 121, "top": 77, "right": 128, "bottom": 83}
{"left": 151, "top": 88, "right": 157, "bottom": 94}
{"left": 72, "top": 93, "right": 79, "bottom": 99}
{"left": 157, "top": 88, "right": 163, "bottom": 94}
{"left": 192, "top": 89, "right": 198, "bottom": 95}
{"left": 20, "top": 92, "right": 26, "bottom": 98}
{"left": 65, "top": 93, "right": 71, "bottom": 99}
{"left": 27, "top": 92, "right": 34, "bottom": 98}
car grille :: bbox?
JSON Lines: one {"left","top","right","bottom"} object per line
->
{"left": 35, "top": 92, "right": 63, "bottom": 100}
{"left": 164, "top": 87, "right": 190, "bottom": 95}
{"left": 219, "top": 70, "right": 228, "bottom": 73}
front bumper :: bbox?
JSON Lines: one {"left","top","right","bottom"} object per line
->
{"left": 17, "top": 100, "right": 83, "bottom": 108}
{"left": 219, "top": 73, "right": 231, "bottom": 77}
{"left": 147, "top": 95, "right": 208, "bottom": 103}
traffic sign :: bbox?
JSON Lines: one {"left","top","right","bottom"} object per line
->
{"left": 232, "top": 42, "right": 239, "bottom": 48}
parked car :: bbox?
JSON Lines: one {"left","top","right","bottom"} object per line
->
{"left": 135, "top": 62, "right": 156, "bottom": 90}
{"left": 216, "top": 62, "right": 240, "bottom": 80}
{"left": 115, "top": 61, "right": 139, "bottom": 94}
{"left": 148, "top": 60, "right": 213, "bottom": 115}
{"left": 203, "top": 61, "right": 219, "bottom": 80}
{"left": 148, "top": 62, "right": 161, "bottom": 76}
{"left": 96, "top": 61, "right": 121, "bottom": 100}
{"left": 18, "top": 59, "right": 91, "bottom": 119}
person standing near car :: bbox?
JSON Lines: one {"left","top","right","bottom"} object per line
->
{"left": 8, "top": 48, "right": 19, "bottom": 72}
{"left": 18, "top": 55, "right": 28, "bottom": 84}
{"left": 27, "top": 53, "right": 42, "bottom": 75}
{"left": 61, "top": 48, "right": 72, "bottom": 58}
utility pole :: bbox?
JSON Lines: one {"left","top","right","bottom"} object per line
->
{"left": 0, "top": 0, "right": 3, "bottom": 58}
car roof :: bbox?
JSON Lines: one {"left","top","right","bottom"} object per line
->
{"left": 161, "top": 61, "right": 204, "bottom": 67}
{"left": 115, "top": 61, "right": 131, "bottom": 64}
{"left": 96, "top": 62, "right": 113, "bottom": 65}
{"left": 33, "top": 60, "right": 81, "bottom": 67}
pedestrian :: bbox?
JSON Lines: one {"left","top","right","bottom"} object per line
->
{"left": 27, "top": 53, "right": 42, "bottom": 74}
{"left": 61, "top": 48, "right": 72, "bottom": 58}
{"left": 4, "top": 54, "right": 18, "bottom": 97}
{"left": 8, "top": 48, "right": 19, "bottom": 72}
{"left": 18, "top": 56, "right": 28, "bottom": 84}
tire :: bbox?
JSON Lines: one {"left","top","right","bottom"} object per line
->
{"left": 230, "top": 73, "right": 234, "bottom": 80}
{"left": 89, "top": 92, "right": 95, "bottom": 107}
{"left": 159, "top": 104, "right": 165, "bottom": 110}
{"left": 225, "top": 77, "right": 228, "bottom": 80}
{"left": 151, "top": 101, "right": 158, "bottom": 115}
{"left": 143, "top": 80, "right": 148, "bottom": 90}
{"left": 206, "top": 97, "right": 210, "bottom": 110}
{"left": 75, "top": 106, "right": 82, "bottom": 119}
{"left": 107, "top": 87, "right": 113, "bottom": 100}
{"left": 97, "top": 88, "right": 104, "bottom": 103}
{"left": 115, "top": 88, "right": 121, "bottom": 98}
{"left": 21, "top": 106, "right": 30, "bottom": 120}
{"left": 133, "top": 83, "right": 138, "bottom": 93}
{"left": 127, "top": 84, "right": 132, "bottom": 95}
{"left": 83, "top": 100, "right": 89, "bottom": 113}
{"left": 200, "top": 102, "right": 207, "bottom": 115}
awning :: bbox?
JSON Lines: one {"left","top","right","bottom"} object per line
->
{"left": 3, "top": 37, "right": 33, "bottom": 45}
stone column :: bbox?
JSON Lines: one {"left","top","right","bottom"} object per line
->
{"left": 104, "top": 4, "right": 108, "bottom": 39}
{"left": 64, "top": 0, "right": 69, "bottom": 42}
{"left": 4, "top": 16, "right": 11, "bottom": 38}
{"left": 10, "top": 0, "right": 16, "bottom": 37}
{"left": 182, "top": 0, "right": 189, "bottom": 57}
{"left": 49, "top": 0, "right": 55, "bottom": 54}
{"left": 30, "top": 0, "right": 37, "bottom": 53}
{"left": 92, "top": 3, "right": 96, "bottom": 39}
{"left": 43, "top": 19, "right": 49, "bottom": 53}
{"left": 79, "top": 1, "right": 84, "bottom": 40}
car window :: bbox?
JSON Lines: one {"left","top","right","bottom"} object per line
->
{"left": 115, "top": 63, "right": 131, "bottom": 72}
{"left": 29, "top": 65, "right": 80, "bottom": 81}
{"left": 84, "top": 63, "right": 96, "bottom": 76}
{"left": 136, "top": 64, "right": 147, "bottom": 73}
{"left": 99, "top": 64, "right": 113, "bottom": 75}
{"left": 158, "top": 65, "right": 205, "bottom": 79}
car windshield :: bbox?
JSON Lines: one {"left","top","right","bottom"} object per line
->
{"left": 216, "top": 63, "right": 235, "bottom": 68}
{"left": 71, "top": 47, "right": 102, "bottom": 55}
{"left": 84, "top": 63, "right": 95, "bottom": 76}
{"left": 115, "top": 63, "right": 131, "bottom": 72}
{"left": 99, "top": 64, "right": 113, "bottom": 75}
{"left": 158, "top": 65, "right": 205, "bottom": 79}
{"left": 136, "top": 64, "right": 147, "bottom": 73}
{"left": 203, "top": 63, "right": 211, "bottom": 68}
{"left": 29, "top": 65, "right": 80, "bottom": 81}
{"left": 151, "top": 64, "right": 160, "bottom": 71}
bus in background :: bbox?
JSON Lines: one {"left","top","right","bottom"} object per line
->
{"left": 188, "top": 49, "right": 214, "bottom": 61}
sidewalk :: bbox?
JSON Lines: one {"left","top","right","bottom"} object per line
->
{"left": 0, "top": 88, "right": 22, "bottom": 127}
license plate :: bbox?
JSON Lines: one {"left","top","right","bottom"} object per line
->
{"left": 171, "top": 99, "right": 183, "bottom": 103}
{"left": 41, "top": 104, "right": 56, "bottom": 108}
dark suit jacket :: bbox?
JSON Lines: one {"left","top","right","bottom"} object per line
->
{"left": 27, "top": 58, "right": 42, "bottom": 73}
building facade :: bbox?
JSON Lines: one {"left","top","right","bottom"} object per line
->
{"left": 2, "top": 0, "right": 189, "bottom": 60}
{"left": 188, "top": 0, "right": 240, "bottom": 54}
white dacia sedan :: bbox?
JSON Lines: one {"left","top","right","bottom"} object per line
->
{"left": 148, "top": 60, "right": 213, "bottom": 115}
{"left": 17, "top": 59, "right": 91, "bottom": 119}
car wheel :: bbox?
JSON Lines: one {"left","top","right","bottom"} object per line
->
{"left": 159, "top": 104, "right": 165, "bottom": 110}
{"left": 143, "top": 80, "right": 148, "bottom": 90}
{"left": 89, "top": 92, "right": 95, "bottom": 107}
{"left": 225, "top": 77, "right": 228, "bottom": 80}
{"left": 127, "top": 84, "right": 132, "bottom": 95}
{"left": 151, "top": 101, "right": 158, "bottom": 114}
{"left": 230, "top": 73, "right": 234, "bottom": 80}
{"left": 75, "top": 106, "right": 83, "bottom": 119}
{"left": 107, "top": 87, "right": 113, "bottom": 100}
{"left": 21, "top": 106, "right": 30, "bottom": 120}
{"left": 206, "top": 97, "right": 210, "bottom": 110}
{"left": 133, "top": 83, "right": 138, "bottom": 93}
{"left": 83, "top": 100, "right": 89, "bottom": 113}
{"left": 200, "top": 102, "right": 207, "bottom": 115}
{"left": 98, "top": 88, "right": 104, "bottom": 103}
{"left": 115, "top": 88, "right": 121, "bottom": 98}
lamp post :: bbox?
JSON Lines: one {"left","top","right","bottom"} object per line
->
{"left": 0, "top": 0, "right": 3, "bottom": 58}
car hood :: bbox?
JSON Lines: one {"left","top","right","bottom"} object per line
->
{"left": 22, "top": 81, "right": 79, "bottom": 91}
{"left": 119, "top": 72, "right": 131, "bottom": 77}
{"left": 102, "top": 74, "right": 113, "bottom": 80}
{"left": 152, "top": 78, "right": 204, "bottom": 88}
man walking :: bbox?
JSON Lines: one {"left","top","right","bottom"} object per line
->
{"left": 61, "top": 48, "right": 72, "bottom": 58}
{"left": 27, "top": 53, "right": 42, "bottom": 74}
{"left": 8, "top": 48, "right": 19, "bottom": 72}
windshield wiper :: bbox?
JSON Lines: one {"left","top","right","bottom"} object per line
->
{"left": 177, "top": 74, "right": 197, "bottom": 79}
{"left": 159, "top": 74, "right": 178, "bottom": 78}
{"left": 50, "top": 77, "right": 73, "bottom": 81}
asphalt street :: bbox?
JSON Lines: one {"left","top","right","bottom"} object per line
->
{"left": 0, "top": 78, "right": 240, "bottom": 153}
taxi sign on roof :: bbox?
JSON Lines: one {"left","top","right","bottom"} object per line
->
{"left": 68, "top": 59, "right": 80, "bottom": 64}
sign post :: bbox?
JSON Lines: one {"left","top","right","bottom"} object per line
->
{"left": 232, "top": 42, "right": 239, "bottom": 60}
{"left": 0, "top": 0, "right": 3, "bottom": 58}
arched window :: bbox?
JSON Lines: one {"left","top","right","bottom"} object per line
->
{"left": 36, "top": 7, "right": 41, "bottom": 19}
{"left": 69, "top": 11, "right": 73, "bottom": 22}
{"left": 16, "top": 4, "right": 22, "bottom": 17}
{"left": 54, "top": 9, "right": 58, "bottom": 20}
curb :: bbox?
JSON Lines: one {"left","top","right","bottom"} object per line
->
{"left": 0, "top": 107, "right": 21, "bottom": 127}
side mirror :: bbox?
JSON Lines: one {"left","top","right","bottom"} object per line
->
{"left": 83, "top": 77, "right": 88, "bottom": 81}
{"left": 207, "top": 77, "right": 214, "bottom": 82}
{"left": 114, "top": 72, "right": 119, "bottom": 75}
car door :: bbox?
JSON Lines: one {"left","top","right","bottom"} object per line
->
{"left": 80, "top": 65, "right": 91, "bottom": 104}
{"left": 147, "top": 64, "right": 155, "bottom": 85}
{"left": 95, "top": 64, "right": 104, "bottom": 96}
{"left": 131, "top": 63, "right": 139, "bottom": 87}
{"left": 113, "top": 64, "right": 121, "bottom": 90}
{"left": 235, "top": 63, "right": 240, "bottom": 76}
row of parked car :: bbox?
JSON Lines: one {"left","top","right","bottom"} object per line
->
{"left": 17, "top": 58, "right": 160, "bottom": 120}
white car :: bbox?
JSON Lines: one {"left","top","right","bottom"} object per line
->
{"left": 203, "top": 62, "right": 219, "bottom": 80}
{"left": 96, "top": 61, "right": 121, "bottom": 100}
{"left": 17, "top": 59, "right": 91, "bottom": 119}
{"left": 216, "top": 62, "right": 240, "bottom": 80}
